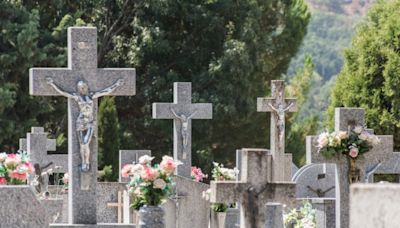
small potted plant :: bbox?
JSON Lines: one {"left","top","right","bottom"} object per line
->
{"left": 317, "top": 126, "right": 380, "bottom": 183}
{"left": 203, "top": 162, "right": 239, "bottom": 228}
{"left": 284, "top": 201, "right": 316, "bottom": 228}
{"left": 121, "top": 155, "right": 181, "bottom": 228}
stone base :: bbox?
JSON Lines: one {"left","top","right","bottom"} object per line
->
{"left": 50, "top": 224, "right": 135, "bottom": 228}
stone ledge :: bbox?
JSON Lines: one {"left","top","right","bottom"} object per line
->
{"left": 50, "top": 224, "right": 135, "bottom": 228}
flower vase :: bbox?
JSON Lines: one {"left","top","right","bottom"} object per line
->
{"left": 211, "top": 211, "right": 227, "bottom": 228}
{"left": 348, "top": 157, "right": 360, "bottom": 184}
{"left": 138, "top": 205, "right": 165, "bottom": 228}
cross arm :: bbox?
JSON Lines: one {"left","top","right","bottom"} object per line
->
{"left": 261, "top": 182, "right": 296, "bottom": 208}
{"left": 152, "top": 103, "right": 212, "bottom": 119}
{"left": 97, "top": 69, "right": 136, "bottom": 96}
{"left": 29, "top": 68, "right": 73, "bottom": 96}
{"left": 257, "top": 98, "right": 297, "bottom": 112}
{"left": 210, "top": 181, "right": 247, "bottom": 203}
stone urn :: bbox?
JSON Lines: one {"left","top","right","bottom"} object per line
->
{"left": 0, "top": 185, "right": 49, "bottom": 227}
{"left": 138, "top": 205, "right": 165, "bottom": 228}
{"left": 211, "top": 211, "right": 227, "bottom": 228}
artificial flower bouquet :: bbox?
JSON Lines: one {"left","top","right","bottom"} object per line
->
{"left": 317, "top": 126, "right": 380, "bottom": 159}
{"left": 0, "top": 150, "right": 34, "bottom": 185}
{"left": 191, "top": 166, "right": 207, "bottom": 182}
{"left": 203, "top": 162, "right": 239, "bottom": 212}
{"left": 121, "top": 155, "right": 181, "bottom": 210}
{"left": 284, "top": 200, "right": 316, "bottom": 228}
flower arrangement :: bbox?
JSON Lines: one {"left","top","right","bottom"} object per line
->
{"left": 203, "top": 162, "right": 239, "bottom": 212}
{"left": 284, "top": 201, "right": 316, "bottom": 228}
{"left": 0, "top": 151, "right": 34, "bottom": 185}
{"left": 317, "top": 126, "right": 380, "bottom": 159}
{"left": 191, "top": 166, "right": 207, "bottom": 182}
{"left": 121, "top": 155, "right": 181, "bottom": 210}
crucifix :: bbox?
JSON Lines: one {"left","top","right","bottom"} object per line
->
{"left": 306, "top": 108, "right": 394, "bottom": 228}
{"left": 257, "top": 80, "right": 297, "bottom": 181}
{"left": 210, "top": 148, "right": 296, "bottom": 228}
{"left": 152, "top": 82, "right": 212, "bottom": 178}
{"left": 29, "top": 27, "right": 136, "bottom": 224}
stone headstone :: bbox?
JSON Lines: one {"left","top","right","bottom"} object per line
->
{"left": 210, "top": 148, "right": 296, "bottom": 228}
{"left": 24, "top": 127, "right": 68, "bottom": 173}
{"left": 152, "top": 82, "right": 212, "bottom": 178}
{"left": 41, "top": 198, "right": 65, "bottom": 223}
{"left": 163, "top": 176, "right": 210, "bottom": 228}
{"left": 369, "top": 152, "right": 400, "bottom": 183}
{"left": 119, "top": 150, "right": 151, "bottom": 182}
{"left": 97, "top": 182, "right": 131, "bottom": 224}
{"left": 257, "top": 80, "right": 297, "bottom": 181}
{"left": 306, "top": 107, "right": 394, "bottom": 228}
{"left": 30, "top": 26, "right": 136, "bottom": 224}
{"left": 310, "top": 198, "right": 336, "bottom": 228}
{"left": 350, "top": 183, "right": 400, "bottom": 228}
{"left": 0, "top": 186, "right": 49, "bottom": 227}
{"left": 265, "top": 203, "right": 284, "bottom": 228}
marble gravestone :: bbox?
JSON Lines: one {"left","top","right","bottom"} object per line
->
{"left": 30, "top": 26, "right": 136, "bottom": 225}
{"left": 153, "top": 82, "right": 212, "bottom": 228}
{"left": 152, "top": 82, "right": 212, "bottom": 178}
{"left": 119, "top": 150, "right": 151, "bottom": 182}
{"left": 368, "top": 152, "right": 400, "bottom": 183}
{"left": 292, "top": 163, "right": 338, "bottom": 228}
{"left": 257, "top": 80, "right": 297, "bottom": 182}
{"left": 306, "top": 108, "right": 394, "bottom": 228}
{"left": 210, "top": 148, "right": 296, "bottom": 228}
{"left": 265, "top": 203, "right": 284, "bottom": 228}
{"left": 350, "top": 183, "right": 400, "bottom": 228}
{"left": 22, "top": 127, "right": 68, "bottom": 173}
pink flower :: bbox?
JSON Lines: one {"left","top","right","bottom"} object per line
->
{"left": 191, "top": 166, "right": 207, "bottom": 182}
{"left": 9, "top": 170, "right": 27, "bottom": 181}
{"left": 0, "top": 153, "right": 7, "bottom": 162}
{"left": 4, "top": 154, "right": 21, "bottom": 168}
{"left": 317, "top": 133, "right": 329, "bottom": 148}
{"left": 141, "top": 167, "right": 158, "bottom": 181}
{"left": 121, "top": 164, "right": 134, "bottom": 178}
{"left": 24, "top": 162, "right": 34, "bottom": 174}
{"left": 138, "top": 155, "right": 154, "bottom": 165}
{"left": 0, "top": 177, "right": 6, "bottom": 185}
{"left": 349, "top": 147, "right": 359, "bottom": 158}
{"left": 160, "top": 156, "right": 181, "bottom": 175}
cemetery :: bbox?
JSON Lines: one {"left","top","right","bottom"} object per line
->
{"left": 1, "top": 0, "right": 400, "bottom": 227}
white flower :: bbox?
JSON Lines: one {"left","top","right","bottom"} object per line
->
{"left": 354, "top": 126, "right": 363, "bottom": 134}
{"left": 329, "top": 132, "right": 341, "bottom": 147}
{"left": 358, "top": 131, "right": 369, "bottom": 141}
{"left": 368, "top": 135, "right": 380, "bottom": 145}
{"left": 0, "top": 153, "right": 7, "bottom": 162}
{"left": 338, "top": 131, "right": 348, "bottom": 140}
{"left": 153, "top": 178, "right": 167, "bottom": 189}
{"left": 131, "top": 164, "right": 144, "bottom": 175}
{"left": 202, "top": 188, "right": 211, "bottom": 201}
{"left": 138, "top": 155, "right": 155, "bottom": 165}
{"left": 317, "top": 132, "right": 329, "bottom": 148}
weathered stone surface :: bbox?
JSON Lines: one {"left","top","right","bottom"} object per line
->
{"left": 306, "top": 107, "right": 395, "bottom": 228}
{"left": 162, "top": 175, "right": 210, "bottom": 228}
{"left": 225, "top": 208, "right": 239, "bottom": 228}
{"left": 265, "top": 203, "right": 284, "bottom": 228}
{"left": 24, "top": 127, "right": 68, "bottom": 173}
{"left": 0, "top": 186, "right": 49, "bottom": 227}
{"left": 152, "top": 82, "right": 212, "bottom": 178}
{"left": 41, "top": 198, "right": 65, "bottom": 224}
{"left": 119, "top": 150, "right": 151, "bottom": 182}
{"left": 30, "top": 26, "right": 136, "bottom": 224}
{"left": 257, "top": 80, "right": 297, "bottom": 181}
{"left": 50, "top": 224, "right": 135, "bottom": 228}
{"left": 97, "top": 182, "right": 129, "bottom": 223}
{"left": 369, "top": 152, "right": 400, "bottom": 182}
{"left": 350, "top": 183, "right": 400, "bottom": 228}
{"left": 211, "top": 148, "right": 296, "bottom": 228}
{"left": 309, "top": 198, "right": 336, "bottom": 228}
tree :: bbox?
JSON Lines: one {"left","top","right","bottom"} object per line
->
{"left": 328, "top": 0, "right": 400, "bottom": 150}
{"left": 98, "top": 97, "right": 120, "bottom": 181}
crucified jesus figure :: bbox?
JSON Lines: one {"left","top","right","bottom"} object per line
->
{"left": 268, "top": 102, "right": 294, "bottom": 151}
{"left": 170, "top": 108, "right": 197, "bottom": 159}
{"left": 47, "top": 77, "right": 124, "bottom": 172}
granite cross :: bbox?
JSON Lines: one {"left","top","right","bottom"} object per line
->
{"left": 257, "top": 80, "right": 297, "bottom": 181}
{"left": 210, "top": 148, "right": 296, "bottom": 228}
{"left": 29, "top": 27, "right": 136, "bottom": 224}
{"left": 152, "top": 82, "right": 212, "bottom": 178}
{"left": 21, "top": 127, "right": 68, "bottom": 173}
{"left": 107, "top": 191, "right": 123, "bottom": 223}
{"left": 118, "top": 149, "right": 151, "bottom": 182}
{"left": 306, "top": 107, "right": 394, "bottom": 228}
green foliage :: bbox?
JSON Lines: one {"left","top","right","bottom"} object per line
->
{"left": 97, "top": 165, "right": 113, "bottom": 182}
{"left": 284, "top": 200, "right": 316, "bottom": 228}
{"left": 328, "top": 0, "right": 400, "bottom": 150}
{"left": 98, "top": 96, "right": 120, "bottom": 180}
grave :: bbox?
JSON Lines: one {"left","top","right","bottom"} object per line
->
{"left": 306, "top": 107, "right": 394, "bottom": 228}
{"left": 153, "top": 82, "right": 212, "bottom": 228}
{"left": 119, "top": 149, "right": 151, "bottom": 182}
{"left": 30, "top": 26, "right": 136, "bottom": 225}
{"left": 257, "top": 80, "right": 297, "bottom": 181}
{"left": 210, "top": 148, "right": 296, "bottom": 228}
{"left": 350, "top": 183, "right": 400, "bottom": 228}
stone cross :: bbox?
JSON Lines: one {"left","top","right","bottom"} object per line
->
{"left": 29, "top": 27, "right": 136, "bottom": 224}
{"left": 306, "top": 108, "right": 394, "bottom": 228}
{"left": 210, "top": 148, "right": 296, "bottom": 228}
{"left": 107, "top": 191, "right": 123, "bottom": 223}
{"left": 21, "top": 127, "right": 68, "bottom": 173}
{"left": 368, "top": 152, "right": 400, "bottom": 183}
{"left": 257, "top": 80, "right": 297, "bottom": 181}
{"left": 152, "top": 82, "right": 212, "bottom": 178}
{"left": 118, "top": 149, "right": 151, "bottom": 182}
